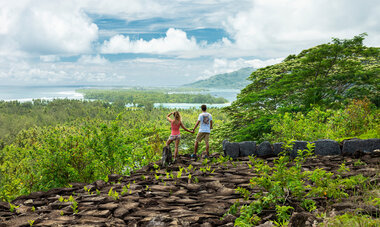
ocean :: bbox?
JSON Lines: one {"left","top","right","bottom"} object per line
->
{"left": 0, "top": 86, "right": 240, "bottom": 108}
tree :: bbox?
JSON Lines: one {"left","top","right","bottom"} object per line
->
{"left": 226, "top": 34, "right": 379, "bottom": 142}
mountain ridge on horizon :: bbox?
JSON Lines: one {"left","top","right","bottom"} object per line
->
{"left": 183, "top": 67, "right": 255, "bottom": 89}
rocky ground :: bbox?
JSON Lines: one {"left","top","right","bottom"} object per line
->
{"left": 1, "top": 152, "right": 379, "bottom": 227}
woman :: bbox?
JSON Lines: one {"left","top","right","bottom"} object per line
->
{"left": 166, "top": 111, "right": 193, "bottom": 162}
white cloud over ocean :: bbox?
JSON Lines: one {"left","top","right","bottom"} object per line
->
{"left": 101, "top": 28, "right": 198, "bottom": 54}
{"left": 0, "top": 0, "right": 378, "bottom": 85}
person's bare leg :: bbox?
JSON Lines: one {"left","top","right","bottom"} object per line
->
{"left": 174, "top": 139, "right": 180, "bottom": 159}
{"left": 194, "top": 141, "right": 199, "bottom": 155}
{"left": 166, "top": 139, "right": 173, "bottom": 147}
{"left": 205, "top": 141, "right": 209, "bottom": 156}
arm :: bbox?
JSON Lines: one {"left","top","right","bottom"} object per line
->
{"left": 180, "top": 122, "right": 192, "bottom": 133}
{"left": 193, "top": 120, "right": 200, "bottom": 132}
{"left": 210, "top": 120, "right": 213, "bottom": 130}
{"left": 166, "top": 112, "right": 173, "bottom": 122}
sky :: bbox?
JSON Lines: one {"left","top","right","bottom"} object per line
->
{"left": 0, "top": 0, "right": 379, "bottom": 86}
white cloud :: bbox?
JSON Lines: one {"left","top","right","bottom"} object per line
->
{"left": 83, "top": 0, "right": 166, "bottom": 21}
{"left": 77, "top": 55, "right": 108, "bottom": 64}
{"left": 101, "top": 28, "right": 198, "bottom": 54}
{"left": 0, "top": 0, "right": 98, "bottom": 56}
{"left": 1, "top": 0, "right": 379, "bottom": 86}
{"left": 40, "top": 55, "right": 60, "bottom": 62}
{"left": 224, "top": 0, "right": 380, "bottom": 57}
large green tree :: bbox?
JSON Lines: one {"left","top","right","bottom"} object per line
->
{"left": 226, "top": 34, "right": 379, "bottom": 141}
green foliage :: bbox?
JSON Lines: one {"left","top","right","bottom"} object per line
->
{"left": 300, "top": 199, "right": 317, "bottom": 212}
{"left": 266, "top": 98, "right": 379, "bottom": 142}
{"left": 9, "top": 203, "right": 19, "bottom": 213}
{"left": 320, "top": 213, "right": 380, "bottom": 227}
{"left": 226, "top": 34, "right": 380, "bottom": 142}
{"left": 78, "top": 88, "right": 228, "bottom": 105}
{"left": 108, "top": 187, "right": 119, "bottom": 200}
{"left": 28, "top": 219, "right": 35, "bottom": 226}
{"left": 224, "top": 200, "right": 240, "bottom": 216}
{"left": 68, "top": 196, "right": 78, "bottom": 214}
{"left": 234, "top": 202, "right": 262, "bottom": 227}
{"left": 0, "top": 100, "right": 229, "bottom": 201}
{"left": 235, "top": 187, "right": 250, "bottom": 201}
{"left": 233, "top": 143, "right": 372, "bottom": 225}
{"left": 337, "top": 162, "right": 350, "bottom": 174}
{"left": 0, "top": 99, "right": 117, "bottom": 145}
{"left": 275, "top": 205, "right": 294, "bottom": 224}
{"left": 354, "top": 160, "right": 366, "bottom": 166}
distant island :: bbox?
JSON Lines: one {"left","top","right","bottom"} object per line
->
{"left": 183, "top": 67, "right": 255, "bottom": 89}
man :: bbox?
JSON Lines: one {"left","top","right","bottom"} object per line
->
{"left": 191, "top": 104, "right": 212, "bottom": 159}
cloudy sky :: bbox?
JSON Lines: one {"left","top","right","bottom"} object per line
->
{"left": 0, "top": 0, "right": 379, "bottom": 86}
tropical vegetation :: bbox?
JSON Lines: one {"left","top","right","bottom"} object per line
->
{"left": 225, "top": 33, "right": 379, "bottom": 143}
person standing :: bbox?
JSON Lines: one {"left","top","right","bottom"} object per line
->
{"left": 191, "top": 104, "right": 212, "bottom": 159}
{"left": 166, "top": 111, "right": 193, "bottom": 162}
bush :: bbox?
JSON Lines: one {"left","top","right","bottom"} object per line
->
{"left": 266, "top": 98, "right": 379, "bottom": 142}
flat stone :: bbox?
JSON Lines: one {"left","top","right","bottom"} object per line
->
{"left": 227, "top": 178, "right": 247, "bottom": 184}
{"left": 146, "top": 216, "right": 172, "bottom": 227}
{"left": 108, "top": 174, "right": 123, "bottom": 182}
{"left": 24, "top": 199, "right": 34, "bottom": 205}
{"left": 98, "top": 203, "right": 118, "bottom": 211}
{"left": 151, "top": 191, "right": 169, "bottom": 197}
{"left": 184, "top": 184, "right": 201, "bottom": 191}
{"left": 149, "top": 185, "right": 177, "bottom": 191}
{"left": 169, "top": 208, "right": 193, "bottom": 214}
{"left": 205, "top": 181, "right": 223, "bottom": 190}
{"left": 14, "top": 191, "right": 47, "bottom": 200}
{"left": 217, "top": 187, "right": 236, "bottom": 196}
{"left": 114, "top": 202, "right": 139, "bottom": 218}
{"left": 288, "top": 212, "right": 316, "bottom": 227}
{"left": 202, "top": 206, "right": 226, "bottom": 215}
{"left": 130, "top": 210, "right": 157, "bottom": 217}
{"left": 35, "top": 219, "right": 69, "bottom": 226}
{"left": 50, "top": 201, "right": 72, "bottom": 209}
{"left": 78, "top": 216, "right": 108, "bottom": 225}
{"left": 94, "top": 180, "right": 106, "bottom": 190}
{"left": 0, "top": 202, "right": 10, "bottom": 210}
{"left": 138, "top": 198, "right": 159, "bottom": 206}
{"left": 16, "top": 205, "right": 32, "bottom": 214}
{"left": 179, "top": 215, "right": 200, "bottom": 223}
{"left": 81, "top": 196, "right": 106, "bottom": 203}
{"left": 80, "top": 209, "right": 111, "bottom": 218}
{"left": 161, "top": 196, "right": 181, "bottom": 204}
{"left": 332, "top": 202, "right": 355, "bottom": 211}
{"left": 173, "top": 189, "right": 188, "bottom": 196}
{"left": 175, "top": 198, "right": 197, "bottom": 204}
{"left": 0, "top": 211, "right": 12, "bottom": 217}
{"left": 31, "top": 200, "right": 47, "bottom": 207}
{"left": 69, "top": 182, "right": 87, "bottom": 188}
{"left": 45, "top": 187, "right": 75, "bottom": 196}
